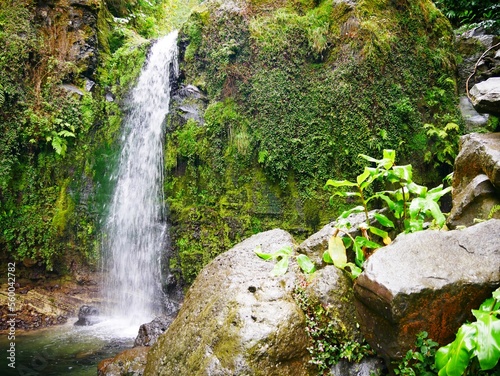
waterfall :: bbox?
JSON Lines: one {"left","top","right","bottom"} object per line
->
{"left": 102, "top": 31, "right": 178, "bottom": 325}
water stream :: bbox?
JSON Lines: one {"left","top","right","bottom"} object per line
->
{"left": 0, "top": 32, "right": 179, "bottom": 375}
{"left": 102, "top": 30, "right": 179, "bottom": 325}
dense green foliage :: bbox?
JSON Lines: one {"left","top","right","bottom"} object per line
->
{"left": 433, "top": 0, "right": 500, "bottom": 32}
{"left": 0, "top": 0, "right": 196, "bottom": 271}
{"left": 167, "top": 0, "right": 461, "bottom": 283}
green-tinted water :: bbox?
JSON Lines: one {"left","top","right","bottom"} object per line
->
{"left": 0, "top": 319, "right": 136, "bottom": 375}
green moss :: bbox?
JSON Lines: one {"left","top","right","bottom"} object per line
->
{"left": 167, "top": 0, "right": 459, "bottom": 284}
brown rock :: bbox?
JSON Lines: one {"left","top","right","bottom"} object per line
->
{"left": 354, "top": 219, "right": 500, "bottom": 362}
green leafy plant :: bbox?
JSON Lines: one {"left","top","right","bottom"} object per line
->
{"left": 394, "top": 331, "right": 439, "bottom": 376}
{"left": 435, "top": 287, "right": 500, "bottom": 376}
{"left": 423, "top": 122, "right": 460, "bottom": 169}
{"left": 255, "top": 245, "right": 316, "bottom": 276}
{"left": 324, "top": 150, "right": 451, "bottom": 274}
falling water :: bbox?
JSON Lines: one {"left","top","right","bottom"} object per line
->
{"left": 102, "top": 31, "right": 178, "bottom": 325}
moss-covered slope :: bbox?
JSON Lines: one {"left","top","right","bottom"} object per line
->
{"left": 166, "top": 0, "right": 460, "bottom": 284}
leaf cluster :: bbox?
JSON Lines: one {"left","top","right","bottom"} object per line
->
{"left": 323, "top": 150, "right": 451, "bottom": 275}
{"left": 255, "top": 245, "right": 316, "bottom": 276}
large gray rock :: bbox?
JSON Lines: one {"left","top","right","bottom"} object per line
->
{"left": 448, "top": 174, "right": 500, "bottom": 227}
{"left": 470, "top": 77, "right": 500, "bottom": 115}
{"left": 354, "top": 219, "right": 500, "bottom": 362}
{"left": 144, "top": 229, "right": 315, "bottom": 376}
{"left": 134, "top": 315, "right": 176, "bottom": 347}
{"left": 449, "top": 132, "right": 500, "bottom": 227}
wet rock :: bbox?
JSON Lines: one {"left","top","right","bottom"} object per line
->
{"left": 458, "top": 96, "right": 489, "bottom": 132}
{"left": 354, "top": 219, "right": 500, "bottom": 363}
{"left": 144, "top": 229, "right": 314, "bottom": 376}
{"left": 134, "top": 315, "right": 176, "bottom": 347}
{"left": 448, "top": 174, "right": 500, "bottom": 227}
{"left": 74, "top": 305, "right": 100, "bottom": 326}
{"left": 330, "top": 357, "right": 386, "bottom": 376}
{"left": 0, "top": 276, "right": 101, "bottom": 332}
{"left": 304, "top": 265, "right": 363, "bottom": 342}
{"left": 168, "top": 84, "right": 207, "bottom": 129}
{"left": 98, "top": 346, "right": 149, "bottom": 376}
{"left": 448, "top": 132, "right": 500, "bottom": 228}
{"left": 470, "top": 77, "right": 500, "bottom": 115}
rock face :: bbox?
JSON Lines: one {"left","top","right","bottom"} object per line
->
{"left": 354, "top": 219, "right": 500, "bottom": 362}
{"left": 144, "top": 229, "right": 315, "bottom": 376}
{"left": 470, "top": 77, "right": 500, "bottom": 115}
{"left": 0, "top": 277, "right": 100, "bottom": 331}
{"left": 448, "top": 132, "right": 500, "bottom": 227}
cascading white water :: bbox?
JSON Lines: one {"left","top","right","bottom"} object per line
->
{"left": 102, "top": 31, "right": 178, "bottom": 325}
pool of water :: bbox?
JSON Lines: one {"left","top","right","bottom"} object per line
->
{"left": 0, "top": 318, "right": 139, "bottom": 376}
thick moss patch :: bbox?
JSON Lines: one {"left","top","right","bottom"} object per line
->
{"left": 166, "top": 0, "right": 460, "bottom": 284}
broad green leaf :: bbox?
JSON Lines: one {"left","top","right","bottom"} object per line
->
{"left": 405, "top": 218, "right": 424, "bottom": 233}
{"left": 359, "top": 153, "right": 382, "bottom": 164}
{"left": 339, "top": 205, "right": 365, "bottom": 219}
{"left": 272, "top": 246, "right": 293, "bottom": 258}
{"left": 427, "top": 185, "right": 452, "bottom": 202}
{"left": 471, "top": 310, "right": 500, "bottom": 370}
{"left": 255, "top": 250, "right": 274, "bottom": 260}
{"left": 355, "top": 236, "right": 382, "bottom": 249}
{"left": 374, "top": 213, "right": 395, "bottom": 228}
{"left": 392, "top": 164, "right": 412, "bottom": 182}
{"left": 328, "top": 235, "right": 347, "bottom": 267}
{"left": 425, "top": 200, "right": 446, "bottom": 226}
{"left": 331, "top": 191, "right": 361, "bottom": 198}
{"left": 344, "top": 262, "right": 362, "bottom": 279}
{"left": 369, "top": 226, "right": 388, "bottom": 238}
{"left": 325, "top": 179, "right": 357, "bottom": 188}
{"left": 342, "top": 236, "right": 353, "bottom": 249}
{"left": 436, "top": 324, "right": 477, "bottom": 376}
{"left": 479, "top": 297, "right": 500, "bottom": 312}
{"left": 271, "top": 256, "right": 290, "bottom": 276}
{"left": 493, "top": 288, "right": 500, "bottom": 302}
{"left": 369, "top": 226, "right": 391, "bottom": 245}
{"left": 357, "top": 167, "right": 373, "bottom": 187}
{"left": 409, "top": 197, "right": 426, "bottom": 219}
{"left": 382, "top": 149, "right": 396, "bottom": 166}
{"left": 323, "top": 250, "right": 333, "bottom": 264}
{"left": 353, "top": 240, "right": 365, "bottom": 267}
{"left": 407, "top": 181, "right": 427, "bottom": 196}
{"left": 296, "top": 254, "right": 316, "bottom": 274}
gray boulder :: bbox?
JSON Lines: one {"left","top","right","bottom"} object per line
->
{"left": 354, "top": 219, "right": 500, "bottom": 362}
{"left": 448, "top": 132, "right": 500, "bottom": 227}
{"left": 134, "top": 315, "right": 176, "bottom": 347}
{"left": 470, "top": 77, "right": 500, "bottom": 115}
{"left": 144, "top": 229, "right": 315, "bottom": 376}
